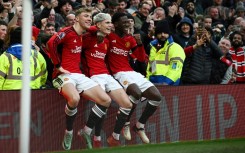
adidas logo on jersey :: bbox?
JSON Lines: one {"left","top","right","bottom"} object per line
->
{"left": 73, "top": 39, "right": 77, "bottom": 43}
{"left": 94, "top": 44, "right": 98, "bottom": 47}
{"left": 112, "top": 40, "right": 116, "bottom": 43}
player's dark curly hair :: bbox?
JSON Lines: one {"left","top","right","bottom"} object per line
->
{"left": 112, "top": 12, "right": 127, "bottom": 24}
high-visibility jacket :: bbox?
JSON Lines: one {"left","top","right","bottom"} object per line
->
{"left": 146, "top": 39, "right": 185, "bottom": 85}
{"left": 0, "top": 45, "right": 47, "bottom": 90}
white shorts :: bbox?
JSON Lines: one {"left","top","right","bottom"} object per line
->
{"left": 113, "top": 71, "right": 154, "bottom": 92}
{"left": 91, "top": 74, "right": 122, "bottom": 92}
{"left": 52, "top": 73, "right": 98, "bottom": 93}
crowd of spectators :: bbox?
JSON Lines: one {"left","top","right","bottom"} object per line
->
{"left": 0, "top": 0, "right": 245, "bottom": 90}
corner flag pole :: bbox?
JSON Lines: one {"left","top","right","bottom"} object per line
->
{"left": 19, "top": 0, "right": 32, "bottom": 153}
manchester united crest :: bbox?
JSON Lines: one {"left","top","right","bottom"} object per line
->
{"left": 123, "top": 80, "right": 128, "bottom": 85}
{"left": 125, "top": 42, "right": 130, "bottom": 48}
{"left": 64, "top": 78, "right": 69, "bottom": 81}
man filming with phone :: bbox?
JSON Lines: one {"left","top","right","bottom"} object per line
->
{"left": 181, "top": 22, "right": 231, "bottom": 84}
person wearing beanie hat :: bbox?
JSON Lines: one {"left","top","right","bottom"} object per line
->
{"left": 105, "top": 12, "right": 162, "bottom": 146}
{"left": 154, "top": 19, "right": 171, "bottom": 36}
{"left": 146, "top": 19, "right": 186, "bottom": 85}
{"left": 0, "top": 26, "right": 47, "bottom": 90}
{"left": 81, "top": 12, "right": 133, "bottom": 148}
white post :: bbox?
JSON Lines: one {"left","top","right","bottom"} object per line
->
{"left": 19, "top": 0, "right": 32, "bottom": 153}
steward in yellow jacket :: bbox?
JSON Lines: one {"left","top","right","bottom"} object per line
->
{"left": 0, "top": 27, "right": 47, "bottom": 90}
{"left": 146, "top": 20, "right": 185, "bottom": 85}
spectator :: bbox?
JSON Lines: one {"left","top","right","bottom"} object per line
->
{"left": 174, "top": 17, "right": 193, "bottom": 48}
{"left": 127, "top": 0, "right": 140, "bottom": 14}
{"left": 141, "top": 6, "right": 165, "bottom": 36}
{"left": 40, "top": 18, "right": 57, "bottom": 35}
{"left": 94, "top": 2, "right": 106, "bottom": 13}
{"left": 33, "top": 0, "right": 59, "bottom": 16}
{"left": 55, "top": 0, "right": 73, "bottom": 21}
{"left": 210, "top": 38, "right": 232, "bottom": 84}
{"left": 228, "top": 31, "right": 245, "bottom": 83}
{"left": 36, "top": 32, "right": 54, "bottom": 88}
{"left": 146, "top": 19, "right": 185, "bottom": 85}
{"left": 184, "top": 0, "right": 200, "bottom": 22}
{"left": 132, "top": 2, "right": 151, "bottom": 30}
{"left": 103, "top": 0, "right": 119, "bottom": 16}
{"left": 7, "top": 5, "right": 41, "bottom": 41}
{"left": 212, "top": 21, "right": 226, "bottom": 43}
{"left": 203, "top": 15, "right": 212, "bottom": 28}
{"left": 0, "top": 20, "right": 7, "bottom": 55}
{"left": 117, "top": 0, "right": 128, "bottom": 13}
{"left": 163, "top": 2, "right": 182, "bottom": 34}
{"left": 34, "top": 1, "right": 65, "bottom": 30}
{"left": 142, "top": 0, "right": 157, "bottom": 12}
{"left": 235, "top": 5, "right": 245, "bottom": 18}
{"left": 65, "top": 12, "right": 75, "bottom": 27}
{"left": 181, "top": 26, "right": 226, "bottom": 84}
{"left": 224, "top": 16, "right": 244, "bottom": 38}
{"left": 0, "top": 2, "right": 13, "bottom": 23}
{"left": 126, "top": 13, "right": 148, "bottom": 76}
{"left": 0, "top": 26, "right": 47, "bottom": 90}
{"left": 207, "top": 6, "right": 228, "bottom": 27}
{"left": 204, "top": 0, "right": 232, "bottom": 21}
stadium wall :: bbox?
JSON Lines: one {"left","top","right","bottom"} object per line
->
{"left": 0, "top": 85, "right": 244, "bottom": 153}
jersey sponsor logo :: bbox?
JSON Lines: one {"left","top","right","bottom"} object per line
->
{"left": 71, "top": 46, "right": 82, "bottom": 53}
{"left": 57, "top": 32, "right": 66, "bottom": 40}
{"left": 125, "top": 42, "right": 130, "bottom": 48}
{"left": 110, "top": 47, "right": 128, "bottom": 56}
{"left": 112, "top": 40, "right": 116, "bottom": 43}
{"left": 91, "top": 50, "right": 106, "bottom": 59}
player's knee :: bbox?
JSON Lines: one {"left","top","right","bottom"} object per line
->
{"left": 153, "top": 94, "right": 162, "bottom": 102}
{"left": 100, "top": 96, "right": 111, "bottom": 107}
{"left": 127, "top": 84, "right": 142, "bottom": 100}
{"left": 122, "top": 100, "right": 132, "bottom": 109}
{"left": 69, "top": 94, "right": 80, "bottom": 107}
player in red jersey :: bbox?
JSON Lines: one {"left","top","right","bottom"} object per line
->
{"left": 47, "top": 8, "right": 111, "bottom": 150}
{"left": 106, "top": 12, "right": 162, "bottom": 144}
{"left": 81, "top": 13, "right": 132, "bottom": 148}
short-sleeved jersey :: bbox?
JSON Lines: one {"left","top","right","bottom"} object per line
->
{"left": 47, "top": 26, "right": 82, "bottom": 76}
{"left": 81, "top": 31, "right": 109, "bottom": 77}
{"left": 107, "top": 33, "right": 137, "bottom": 74}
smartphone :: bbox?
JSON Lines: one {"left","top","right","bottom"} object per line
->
{"left": 197, "top": 22, "right": 204, "bottom": 37}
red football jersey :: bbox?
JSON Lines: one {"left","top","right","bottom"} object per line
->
{"left": 47, "top": 26, "right": 82, "bottom": 75}
{"left": 81, "top": 31, "right": 109, "bottom": 77}
{"left": 106, "top": 32, "right": 146, "bottom": 74}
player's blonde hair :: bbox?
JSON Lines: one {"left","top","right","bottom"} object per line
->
{"left": 75, "top": 7, "right": 92, "bottom": 16}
